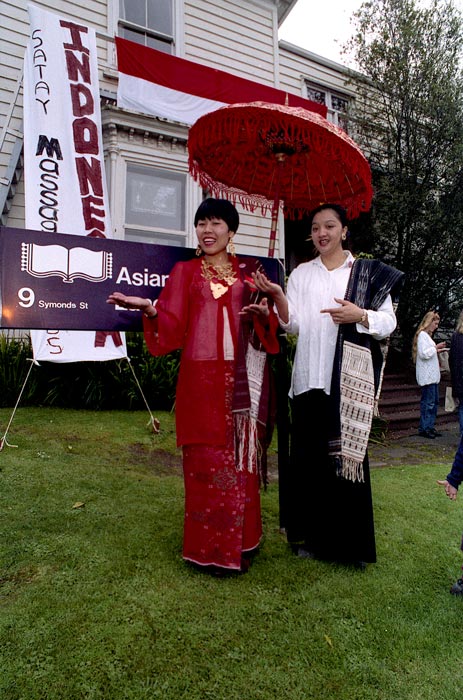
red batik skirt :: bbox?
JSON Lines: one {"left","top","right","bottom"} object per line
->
{"left": 181, "top": 366, "right": 262, "bottom": 570}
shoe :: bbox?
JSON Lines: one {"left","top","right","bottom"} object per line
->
{"left": 418, "top": 430, "right": 435, "bottom": 439}
{"left": 450, "top": 578, "right": 463, "bottom": 595}
{"left": 430, "top": 429, "right": 442, "bottom": 437}
{"left": 240, "top": 556, "right": 251, "bottom": 573}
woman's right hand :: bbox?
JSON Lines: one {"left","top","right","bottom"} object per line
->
{"left": 106, "top": 292, "right": 152, "bottom": 314}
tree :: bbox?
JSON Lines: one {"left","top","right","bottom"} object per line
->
{"left": 345, "top": 0, "right": 463, "bottom": 349}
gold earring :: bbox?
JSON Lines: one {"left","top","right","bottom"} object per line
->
{"left": 195, "top": 245, "right": 202, "bottom": 256}
{"left": 228, "top": 239, "right": 236, "bottom": 257}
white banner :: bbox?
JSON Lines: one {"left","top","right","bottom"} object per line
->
{"left": 24, "top": 4, "right": 126, "bottom": 362}
{"left": 29, "top": 329, "right": 126, "bottom": 363}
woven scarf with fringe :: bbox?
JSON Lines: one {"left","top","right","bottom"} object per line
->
{"left": 234, "top": 343, "right": 267, "bottom": 473}
{"left": 338, "top": 340, "right": 375, "bottom": 482}
{"left": 231, "top": 259, "right": 273, "bottom": 476}
{"left": 328, "top": 259, "right": 404, "bottom": 482}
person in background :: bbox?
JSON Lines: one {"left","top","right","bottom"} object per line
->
{"left": 252, "top": 202, "right": 403, "bottom": 568}
{"left": 449, "top": 310, "right": 463, "bottom": 435}
{"left": 412, "top": 311, "right": 446, "bottom": 439}
{"left": 437, "top": 442, "right": 463, "bottom": 595}
{"left": 107, "top": 199, "right": 279, "bottom": 575}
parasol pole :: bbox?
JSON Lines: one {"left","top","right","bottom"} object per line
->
{"left": 268, "top": 153, "right": 286, "bottom": 258}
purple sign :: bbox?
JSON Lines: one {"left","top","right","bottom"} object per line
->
{"left": 0, "top": 226, "right": 284, "bottom": 331}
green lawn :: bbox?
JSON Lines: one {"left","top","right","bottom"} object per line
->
{"left": 0, "top": 407, "right": 462, "bottom": 700}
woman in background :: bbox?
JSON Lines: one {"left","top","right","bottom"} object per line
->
{"left": 412, "top": 311, "right": 446, "bottom": 439}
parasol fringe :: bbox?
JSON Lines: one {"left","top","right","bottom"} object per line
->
{"left": 191, "top": 163, "right": 371, "bottom": 221}
{"left": 191, "top": 165, "right": 371, "bottom": 221}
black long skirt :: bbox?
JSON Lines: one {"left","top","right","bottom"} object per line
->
{"left": 286, "top": 389, "right": 377, "bottom": 564}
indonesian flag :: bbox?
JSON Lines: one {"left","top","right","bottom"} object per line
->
{"left": 116, "top": 37, "right": 327, "bottom": 125}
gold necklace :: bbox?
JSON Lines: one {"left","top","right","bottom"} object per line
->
{"left": 201, "top": 258, "right": 237, "bottom": 299}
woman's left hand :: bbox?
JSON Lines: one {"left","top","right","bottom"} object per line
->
{"left": 240, "top": 297, "right": 270, "bottom": 319}
{"left": 321, "top": 298, "right": 365, "bottom": 325}
{"left": 249, "top": 271, "right": 283, "bottom": 299}
{"left": 437, "top": 479, "right": 458, "bottom": 500}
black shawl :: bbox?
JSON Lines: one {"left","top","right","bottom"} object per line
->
{"left": 328, "top": 259, "right": 404, "bottom": 480}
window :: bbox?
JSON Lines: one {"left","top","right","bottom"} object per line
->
{"left": 119, "top": 0, "right": 173, "bottom": 53}
{"left": 125, "top": 164, "right": 186, "bottom": 246}
{"left": 306, "top": 82, "right": 350, "bottom": 132}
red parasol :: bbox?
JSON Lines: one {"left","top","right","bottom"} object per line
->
{"left": 188, "top": 101, "right": 373, "bottom": 257}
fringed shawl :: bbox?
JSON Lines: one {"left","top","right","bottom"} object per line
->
{"left": 328, "top": 259, "right": 404, "bottom": 482}
{"left": 232, "top": 258, "right": 279, "bottom": 482}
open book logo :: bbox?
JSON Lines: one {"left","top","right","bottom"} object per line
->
{"left": 21, "top": 242, "right": 113, "bottom": 284}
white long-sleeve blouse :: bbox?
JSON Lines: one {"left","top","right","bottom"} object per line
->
{"left": 415, "top": 330, "right": 440, "bottom": 386}
{"left": 279, "top": 252, "right": 397, "bottom": 397}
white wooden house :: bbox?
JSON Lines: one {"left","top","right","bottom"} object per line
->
{"left": 1, "top": 0, "right": 358, "bottom": 266}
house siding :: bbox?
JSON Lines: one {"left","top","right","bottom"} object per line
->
{"left": 184, "top": 0, "right": 278, "bottom": 86}
{"left": 278, "top": 41, "right": 357, "bottom": 99}
{"left": 1, "top": 2, "right": 27, "bottom": 199}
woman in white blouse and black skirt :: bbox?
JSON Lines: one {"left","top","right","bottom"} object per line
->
{"left": 253, "top": 203, "right": 404, "bottom": 568}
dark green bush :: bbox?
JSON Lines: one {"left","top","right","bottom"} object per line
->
{"left": 0, "top": 332, "right": 179, "bottom": 410}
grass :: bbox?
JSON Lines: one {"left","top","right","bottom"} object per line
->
{"left": 1, "top": 407, "right": 463, "bottom": 699}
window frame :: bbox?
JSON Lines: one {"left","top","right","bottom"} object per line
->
{"left": 124, "top": 162, "right": 187, "bottom": 247}
{"left": 305, "top": 81, "right": 350, "bottom": 132}
{"left": 118, "top": 0, "right": 175, "bottom": 53}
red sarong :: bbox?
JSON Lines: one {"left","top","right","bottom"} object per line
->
{"left": 182, "top": 369, "right": 262, "bottom": 570}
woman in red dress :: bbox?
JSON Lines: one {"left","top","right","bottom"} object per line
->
{"left": 107, "top": 199, "right": 279, "bottom": 574}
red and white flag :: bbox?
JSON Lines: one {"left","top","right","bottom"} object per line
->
{"left": 24, "top": 4, "right": 126, "bottom": 362}
{"left": 116, "top": 37, "right": 327, "bottom": 125}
